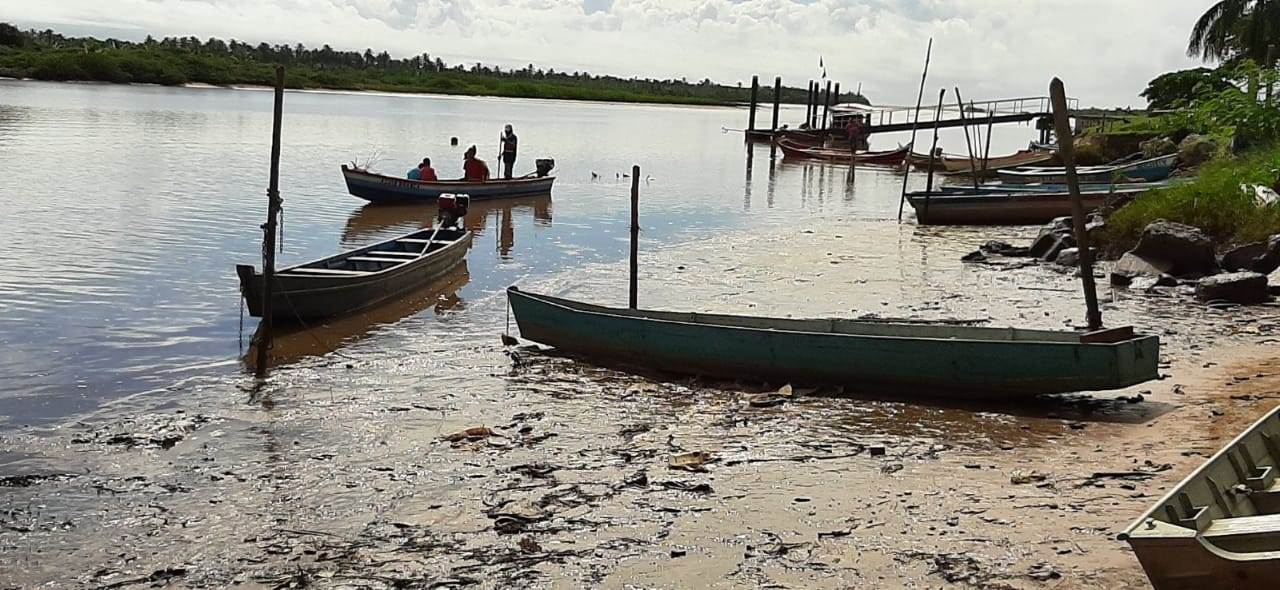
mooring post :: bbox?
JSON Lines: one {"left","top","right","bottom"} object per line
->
{"left": 747, "top": 75, "right": 759, "bottom": 136}
{"left": 1050, "top": 78, "right": 1102, "bottom": 330}
{"left": 629, "top": 165, "right": 640, "bottom": 310}
{"left": 821, "top": 81, "right": 832, "bottom": 131}
{"left": 254, "top": 65, "right": 286, "bottom": 379}
{"left": 806, "top": 81, "right": 816, "bottom": 128}
{"left": 954, "top": 88, "right": 980, "bottom": 190}
{"left": 770, "top": 76, "right": 782, "bottom": 158}
{"left": 898, "top": 38, "right": 933, "bottom": 223}
{"left": 922, "top": 88, "right": 947, "bottom": 221}
{"left": 981, "top": 109, "right": 995, "bottom": 178}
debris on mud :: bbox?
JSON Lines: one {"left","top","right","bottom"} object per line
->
{"left": 69, "top": 412, "right": 212, "bottom": 449}
{"left": 669, "top": 451, "right": 714, "bottom": 471}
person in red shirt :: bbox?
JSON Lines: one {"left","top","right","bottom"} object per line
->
{"left": 417, "top": 157, "right": 438, "bottom": 182}
{"left": 462, "top": 145, "right": 490, "bottom": 181}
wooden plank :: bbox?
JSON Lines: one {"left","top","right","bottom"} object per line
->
{"left": 1081, "top": 326, "right": 1135, "bottom": 344}
{"left": 372, "top": 251, "right": 419, "bottom": 257}
{"left": 1203, "top": 514, "right": 1280, "bottom": 538}
{"left": 282, "top": 268, "right": 371, "bottom": 276}
{"left": 348, "top": 256, "right": 407, "bottom": 264}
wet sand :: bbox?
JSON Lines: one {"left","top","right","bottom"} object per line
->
{"left": 4, "top": 217, "right": 1280, "bottom": 588}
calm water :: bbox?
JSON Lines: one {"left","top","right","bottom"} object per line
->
{"left": 0, "top": 80, "right": 1038, "bottom": 428}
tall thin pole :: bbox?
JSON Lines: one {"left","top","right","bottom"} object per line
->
{"left": 981, "top": 108, "right": 995, "bottom": 179}
{"left": 747, "top": 75, "right": 759, "bottom": 135}
{"left": 254, "top": 65, "right": 286, "bottom": 378}
{"left": 629, "top": 165, "right": 640, "bottom": 310}
{"left": 805, "top": 81, "right": 815, "bottom": 128}
{"left": 897, "top": 38, "right": 933, "bottom": 222}
{"left": 1050, "top": 78, "right": 1102, "bottom": 330}
{"left": 821, "top": 81, "right": 832, "bottom": 130}
{"left": 770, "top": 76, "right": 782, "bottom": 158}
{"left": 922, "top": 88, "right": 947, "bottom": 222}
{"left": 954, "top": 88, "right": 980, "bottom": 190}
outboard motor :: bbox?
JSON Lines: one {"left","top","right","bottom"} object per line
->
{"left": 535, "top": 158, "right": 555, "bottom": 177}
{"left": 437, "top": 193, "right": 470, "bottom": 229}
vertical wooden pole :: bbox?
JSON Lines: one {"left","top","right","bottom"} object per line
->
{"left": 255, "top": 65, "right": 286, "bottom": 378}
{"left": 1050, "top": 78, "right": 1102, "bottom": 331}
{"left": 981, "top": 109, "right": 995, "bottom": 179}
{"left": 629, "top": 165, "right": 640, "bottom": 310}
{"left": 821, "top": 81, "right": 832, "bottom": 130}
{"left": 770, "top": 76, "right": 781, "bottom": 158}
{"left": 922, "top": 88, "right": 947, "bottom": 220}
{"left": 954, "top": 88, "right": 980, "bottom": 190}
{"left": 747, "top": 75, "right": 759, "bottom": 135}
{"left": 898, "top": 38, "right": 933, "bottom": 222}
{"left": 805, "top": 81, "right": 815, "bottom": 128}
{"left": 832, "top": 82, "right": 841, "bottom": 116}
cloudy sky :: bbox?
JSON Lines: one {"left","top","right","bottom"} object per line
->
{"left": 9, "top": 0, "right": 1217, "bottom": 107}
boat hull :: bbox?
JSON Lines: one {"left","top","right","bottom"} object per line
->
{"left": 998, "top": 154, "right": 1178, "bottom": 185}
{"left": 910, "top": 150, "right": 1057, "bottom": 178}
{"left": 238, "top": 230, "right": 473, "bottom": 320}
{"left": 776, "top": 139, "right": 908, "bottom": 165}
{"left": 507, "top": 288, "right": 1159, "bottom": 399}
{"left": 907, "top": 188, "right": 1145, "bottom": 225}
{"left": 342, "top": 165, "right": 555, "bottom": 203}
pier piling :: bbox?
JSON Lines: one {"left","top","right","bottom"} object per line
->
{"left": 821, "top": 81, "right": 832, "bottom": 130}
{"left": 254, "top": 65, "right": 286, "bottom": 379}
{"left": 747, "top": 75, "right": 759, "bottom": 136}
{"left": 629, "top": 165, "right": 640, "bottom": 310}
{"left": 1050, "top": 78, "right": 1102, "bottom": 330}
{"left": 770, "top": 76, "right": 781, "bottom": 157}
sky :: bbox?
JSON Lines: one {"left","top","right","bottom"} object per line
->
{"left": 6, "top": 0, "right": 1218, "bottom": 107}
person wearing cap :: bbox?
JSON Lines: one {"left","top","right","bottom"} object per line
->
{"left": 462, "top": 145, "right": 490, "bottom": 181}
{"left": 499, "top": 124, "right": 518, "bottom": 179}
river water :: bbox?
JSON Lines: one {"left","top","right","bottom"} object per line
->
{"left": 12, "top": 81, "right": 1272, "bottom": 588}
{"left": 0, "top": 80, "right": 1037, "bottom": 428}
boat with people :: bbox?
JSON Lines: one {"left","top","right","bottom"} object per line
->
{"left": 505, "top": 287, "right": 1159, "bottom": 399}
{"left": 909, "top": 149, "right": 1057, "bottom": 178}
{"left": 1121, "top": 404, "right": 1280, "bottom": 589}
{"left": 997, "top": 153, "right": 1179, "bottom": 185}
{"left": 906, "top": 184, "right": 1153, "bottom": 225}
{"left": 775, "top": 138, "right": 909, "bottom": 165}
{"left": 342, "top": 163, "right": 556, "bottom": 203}
{"left": 237, "top": 199, "right": 474, "bottom": 320}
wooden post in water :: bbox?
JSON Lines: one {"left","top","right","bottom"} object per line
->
{"left": 981, "top": 108, "right": 995, "bottom": 178}
{"left": 254, "top": 65, "right": 286, "bottom": 379}
{"left": 898, "top": 38, "right": 933, "bottom": 222}
{"left": 832, "top": 82, "right": 841, "bottom": 113}
{"left": 747, "top": 75, "right": 759, "bottom": 136}
{"left": 953, "top": 88, "right": 980, "bottom": 190}
{"left": 805, "top": 81, "right": 815, "bottom": 128}
{"left": 1050, "top": 78, "right": 1102, "bottom": 331}
{"left": 629, "top": 165, "right": 640, "bottom": 310}
{"left": 770, "top": 76, "right": 782, "bottom": 157}
{"left": 922, "top": 88, "right": 947, "bottom": 219}
{"left": 821, "top": 81, "right": 832, "bottom": 130}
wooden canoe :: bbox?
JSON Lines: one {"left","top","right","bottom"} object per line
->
{"left": 1121, "top": 404, "right": 1280, "bottom": 589}
{"left": 910, "top": 149, "right": 1057, "bottom": 178}
{"left": 997, "top": 153, "right": 1178, "bottom": 185}
{"left": 237, "top": 227, "right": 472, "bottom": 320}
{"left": 906, "top": 186, "right": 1151, "bottom": 225}
{"left": 776, "top": 139, "right": 908, "bottom": 166}
{"left": 342, "top": 165, "right": 555, "bottom": 203}
{"left": 506, "top": 287, "right": 1159, "bottom": 399}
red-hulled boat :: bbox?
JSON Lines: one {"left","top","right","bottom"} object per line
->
{"left": 776, "top": 138, "right": 909, "bottom": 166}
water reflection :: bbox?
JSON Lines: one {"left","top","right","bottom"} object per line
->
{"left": 243, "top": 266, "right": 470, "bottom": 370}
{"left": 341, "top": 195, "right": 553, "bottom": 244}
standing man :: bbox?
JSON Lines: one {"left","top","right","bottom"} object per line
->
{"left": 499, "top": 124, "right": 518, "bottom": 179}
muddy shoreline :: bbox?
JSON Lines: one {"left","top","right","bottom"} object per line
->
{"left": 4, "top": 217, "right": 1280, "bottom": 588}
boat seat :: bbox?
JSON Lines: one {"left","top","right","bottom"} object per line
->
{"left": 370, "top": 251, "right": 419, "bottom": 258}
{"left": 1204, "top": 514, "right": 1280, "bottom": 540}
{"left": 398, "top": 238, "right": 453, "bottom": 245}
{"left": 348, "top": 256, "right": 407, "bottom": 264}
{"left": 281, "top": 268, "right": 370, "bottom": 276}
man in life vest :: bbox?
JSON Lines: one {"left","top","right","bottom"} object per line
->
{"left": 462, "top": 145, "right": 491, "bottom": 181}
{"left": 499, "top": 124, "right": 518, "bottom": 179}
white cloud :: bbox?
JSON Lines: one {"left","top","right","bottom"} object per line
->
{"left": 7, "top": 0, "right": 1215, "bottom": 106}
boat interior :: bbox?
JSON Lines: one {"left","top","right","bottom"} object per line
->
{"left": 279, "top": 228, "right": 465, "bottom": 277}
{"left": 1124, "top": 406, "right": 1280, "bottom": 555}
{"left": 513, "top": 289, "right": 1142, "bottom": 345}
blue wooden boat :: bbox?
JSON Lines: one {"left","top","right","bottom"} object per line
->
{"left": 342, "top": 165, "right": 556, "bottom": 203}
{"left": 1121, "top": 404, "right": 1280, "bottom": 589}
{"left": 237, "top": 227, "right": 472, "bottom": 320}
{"left": 997, "top": 153, "right": 1178, "bottom": 185}
{"left": 907, "top": 185, "right": 1151, "bottom": 225}
{"left": 506, "top": 287, "right": 1159, "bottom": 399}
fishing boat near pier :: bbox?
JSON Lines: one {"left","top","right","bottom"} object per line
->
{"left": 997, "top": 153, "right": 1179, "bottom": 185}
{"left": 341, "top": 165, "right": 556, "bottom": 203}
{"left": 906, "top": 185, "right": 1151, "bottom": 225}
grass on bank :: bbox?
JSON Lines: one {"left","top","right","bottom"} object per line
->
{"left": 1104, "top": 146, "right": 1280, "bottom": 251}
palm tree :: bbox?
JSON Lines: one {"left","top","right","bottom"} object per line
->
{"left": 1189, "top": 0, "right": 1280, "bottom": 63}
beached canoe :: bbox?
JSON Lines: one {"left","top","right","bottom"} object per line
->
{"left": 910, "top": 149, "right": 1057, "bottom": 178}
{"left": 237, "top": 226, "right": 472, "bottom": 320}
{"left": 906, "top": 185, "right": 1151, "bottom": 225}
{"left": 1121, "top": 404, "right": 1280, "bottom": 589}
{"left": 997, "top": 153, "right": 1178, "bottom": 185}
{"left": 506, "top": 287, "right": 1159, "bottom": 399}
{"left": 776, "top": 139, "right": 908, "bottom": 165}
{"left": 341, "top": 165, "right": 556, "bottom": 203}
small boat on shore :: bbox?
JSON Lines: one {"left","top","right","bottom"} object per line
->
{"left": 997, "top": 153, "right": 1178, "bottom": 185}
{"left": 776, "top": 139, "right": 909, "bottom": 166}
{"left": 910, "top": 149, "right": 1057, "bottom": 178}
{"left": 906, "top": 185, "right": 1152, "bottom": 225}
{"left": 1121, "top": 404, "right": 1280, "bottom": 589}
{"left": 342, "top": 165, "right": 556, "bottom": 203}
{"left": 506, "top": 287, "right": 1159, "bottom": 399}
{"left": 237, "top": 226, "right": 472, "bottom": 320}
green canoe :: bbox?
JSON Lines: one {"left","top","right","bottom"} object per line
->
{"left": 506, "top": 287, "right": 1159, "bottom": 399}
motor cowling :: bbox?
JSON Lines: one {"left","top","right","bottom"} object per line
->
{"left": 535, "top": 158, "right": 555, "bottom": 177}
{"left": 437, "top": 193, "right": 470, "bottom": 228}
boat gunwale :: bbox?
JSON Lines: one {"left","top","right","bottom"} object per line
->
{"left": 509, "top": 287, "right": 1154, "bottom": 348}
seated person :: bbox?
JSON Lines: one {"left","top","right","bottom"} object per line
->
{"left": 462, "top": 145, "right": 490, "bottom": 181}
{"left": 417, "top": 157, "right": 437, "bottom": 182}
{"left": 406, "top": 164, "right": 421, "bottom": 180}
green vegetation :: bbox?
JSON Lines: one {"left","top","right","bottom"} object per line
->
{"left": 0, "top": 23, "right": 869, "bottom": 107}
{"left": 1104, "top": 146, "right": 1280, "bottom": 250}
{"left": 1140, "top": 68, "right": 1234, "bottom": 110}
